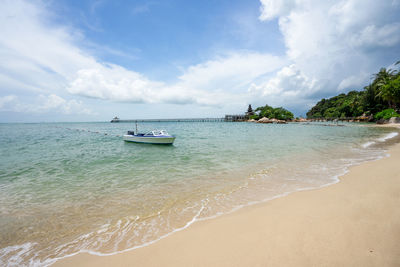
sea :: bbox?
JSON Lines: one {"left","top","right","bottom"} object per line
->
{"left": 0, "top": 121, "right": 399, "bottom": 266}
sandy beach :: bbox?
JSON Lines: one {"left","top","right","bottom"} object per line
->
{"left": 54, "top": 129, "right": 400, "bottom": 267}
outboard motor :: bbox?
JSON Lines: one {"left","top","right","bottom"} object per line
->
{"left": 127, "top": 131, "right": 135, "bottom": 135}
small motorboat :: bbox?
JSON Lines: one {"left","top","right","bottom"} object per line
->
{"left": 123, "top": 130, "right": 175, "bottom": 144}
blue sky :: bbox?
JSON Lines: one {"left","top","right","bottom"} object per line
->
{"left": 0, "top": 0, "right": 400, "bottom": 122}
{"left": 57, "top": 0, "right": 284, "bottom": 79}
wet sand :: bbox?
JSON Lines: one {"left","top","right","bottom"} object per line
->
{"left": 54, "top": 130, "right": 400, "bottom": 267}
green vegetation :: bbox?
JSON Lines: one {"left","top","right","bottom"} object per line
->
{"left": 307, "top": 61, "right": 400, "bottom": 120}
{"left": 307, "top": 91, "right": 364, "bottom": 118}
{"left": 251, "top": 104, "right": 294, "bottom": 120}
{"left": 307, "top": 91, "right": 365, "bottom": 118}
{"left": 375, "top": 109, "right": 400, "bottom": 120}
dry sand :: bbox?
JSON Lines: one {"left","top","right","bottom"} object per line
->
{"left": 54, "top": 137, "right": 400, "bottom": 267}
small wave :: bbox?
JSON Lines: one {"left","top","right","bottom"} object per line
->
{"left": 361, "top": 141, "right": 375, "bottom": 148}
{"left": 3, "top": 199, "right": 209, "bottom": 267}
{"left": 0, "top": 243, "right": 37, "bottom": 267}
{"left": 362, "top": 132, "right": 399, "bottom": 148}
{"left": 377, "top": 132, "right": 398, "bottom": 142}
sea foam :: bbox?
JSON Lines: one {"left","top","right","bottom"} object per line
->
{"left": 362, "top": 131, "right": 399, "bottom": 148}
{"left": 377, "top": 132, "right": 398, "bottom": 142}
{"left": 361, "top": 141, "right": 375, "bottom": 148}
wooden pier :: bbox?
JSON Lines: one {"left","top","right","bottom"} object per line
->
{"left": 111, "top": 117, "right": 224, "bottom": 123}
{"left": 224, "top": 114, "right": 248, "bottom": 122}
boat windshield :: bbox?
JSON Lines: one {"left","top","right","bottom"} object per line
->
{"left": 144, "top": 130, "right": 169, "bottom": 136}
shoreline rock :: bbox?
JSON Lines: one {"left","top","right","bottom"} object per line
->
{"left": 388, "top": 117, "right": 400, "bottom": 124}
{"left": 255, "top": 117, "right": 287, "bottom": 124}
{"left": 376, "top": 117, "right": 400, "bottom": 124}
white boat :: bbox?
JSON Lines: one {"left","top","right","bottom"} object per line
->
{"left": 123, "top": 130, "right": 175, "bottom": 144}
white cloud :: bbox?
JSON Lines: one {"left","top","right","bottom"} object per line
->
{"left": 248, "top": 64, "right": 322, "bottom": 109}
{"left": 1, "top": 0, "right": 400, "bottom": 119}
{"left": 349, "top": 23, "right": 400, "bottom": 48}
{"left": 0, "top": 0, "right": 286, "bottom": 116}
{"left": 0, "top": 95, "right": 17, "bottom": 109}
{"left": 37, "top": 94, "right": 93, "bottom": 115}
{"left": 67, "top": 64, "right": 163, "bottom": 103}
{"left": 259, "top": 0, "right": 296, "bottom": 21}
{"left": 250, "top": 64, "right": 318, "bottom": 97}
{"left": 256, "top": 0, "right": 400, "bottom": 111}
{"left": 66, "top": 52, "right": 283, "bottom": 107}
{"left": 66, "top": 51, "right": 285, "bottom": 106}
{"left": 338, "top": 73, "right": 370, "bottom": 91}
{"left": 178, "top": 52, "right": 285, "bottom": 91}
{"left": 0, "top": 0, "right": 97, "bottom": 92}
{"left": 67, "top": 64, "right": 214, "bottom": 106}
{"left": 0, "top": 94, "right": 93, "bottom": 115}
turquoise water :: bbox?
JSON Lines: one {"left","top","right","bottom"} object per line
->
{"left": 0, "top": 122, "right": 398, "bottom": 266}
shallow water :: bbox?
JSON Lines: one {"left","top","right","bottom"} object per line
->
{"left": 0, "top": 121, "right": 398, "bottom": 266}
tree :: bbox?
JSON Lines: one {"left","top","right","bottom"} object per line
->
{"left": 381, "top": 75, "right": 400, "bottom": 110}
{"left": 255, "top": 104, "right": 275, "bottom": 118}
{"left": 272, "top": 107, "right": 294, "bottom": 120}
{"left": 307, "top": 61, "right": 400, "bottom": 119}
{"left": 253, "top": 104, "right": 294, "bottom": 120}
{"left": 324, "top": 107, "right": 340, "bottom": 118}
{"left": 306, "top": 91, "right": 365, "bottom": 118}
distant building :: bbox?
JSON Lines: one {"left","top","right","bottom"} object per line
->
{"left": 245, "top": 104, "right": 254, "bottom": 116}
{"left": 110, "top": 116, "right": 120, "bottom": 123}
{"left": 225, "top": 105, "right": 254, "bottom": 122}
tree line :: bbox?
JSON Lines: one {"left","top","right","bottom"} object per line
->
{"left": 307, "top": 61, "right": 400, "bottom": 120}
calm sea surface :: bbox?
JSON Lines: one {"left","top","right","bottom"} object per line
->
{"left": 0, "top": 121, "right": 398, "bottom": 266}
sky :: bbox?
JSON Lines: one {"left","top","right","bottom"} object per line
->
{"left": 0, "top": 0, "right": 399, "bottom": 122}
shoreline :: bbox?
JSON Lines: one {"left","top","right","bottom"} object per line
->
{"left": 54, "top": 125, "right": 400, "bottom": 267}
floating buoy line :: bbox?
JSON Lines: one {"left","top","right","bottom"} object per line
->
{"left": 54, "top": 126, "right": 122, "bottom": 138}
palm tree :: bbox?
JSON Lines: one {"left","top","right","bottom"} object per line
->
{"left": 373, "top": 68, "right": 395, "bottom": 85}
{"left": 374, "top": 68, "right": 397, "bottom": 107}
{"left": 381, "top": 75, "right": 400, "bottom": 111}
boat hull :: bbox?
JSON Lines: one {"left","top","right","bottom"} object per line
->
{"left": 123, "top": 135, "right": 175, "bottom": 144}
